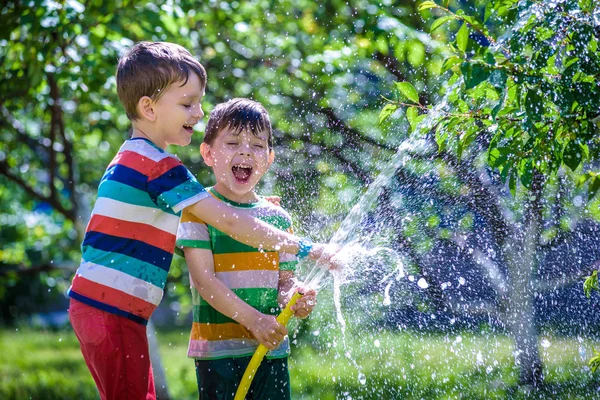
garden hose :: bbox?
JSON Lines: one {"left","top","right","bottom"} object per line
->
{"left": 234, "top": 291, "right": 303, "bottom": 400}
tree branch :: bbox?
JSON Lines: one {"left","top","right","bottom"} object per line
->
{"left": 48, "top": 72, "right": 77, "bottom": 215}
{"left": 373, "top": 51, "right": 429, "bottom": 105}
{"left": 0, "top": 159, "right": 75, "bottom": 221}
{"left": 318, "top": 107, "right": 397, "bottom": 151}
{"left": 373, "top": 51, "right": 407, "bottom": 82}
{"left": 0, "top": 104, "right": 51, "bottom": 157}
{"left": 0, "top": 262, "right": 77, "bottom": 277}
{"left": 275, "top": 130, "right": 372, "bottom": 184}
{"left": 412, "top": 149, "right": 511, "bottom": 248}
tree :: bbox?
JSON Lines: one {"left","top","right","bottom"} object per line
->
{"left": 0, "top": 1, "right": 445, "bottom": 397}
{"left": 380, "top": 0, "right": 600, "bottom": 387}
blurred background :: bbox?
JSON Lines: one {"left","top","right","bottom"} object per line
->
{"left": 1, "top": 0, "right": 600, "bottom": 398}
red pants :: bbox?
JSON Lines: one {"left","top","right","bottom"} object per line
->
{"left": 68, "top": 298, "right": 156, "bottom": 400}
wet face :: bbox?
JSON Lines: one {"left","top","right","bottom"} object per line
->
{"left": 201, "top": 127, "right": 274, "bottom": 202}
{"left": 151, "top": 73, "right": 205, "bottom": 148}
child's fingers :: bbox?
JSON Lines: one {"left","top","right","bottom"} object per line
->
{"left": 264, "top": 195, "right": 281, "bottom": 207}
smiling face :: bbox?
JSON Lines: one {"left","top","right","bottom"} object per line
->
{"left": 201, "top": 127, "right": 274, "bottom": 203}
{"left": 150, "top": 72, "right": 205, "bottom": 149}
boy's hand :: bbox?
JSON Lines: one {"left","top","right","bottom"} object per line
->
{"left": 247, "top": 313, "right": 288, "bottom": 350}
{"left": 264, "top": 196, "right": 281, "bottom": 207}
{"left": 308, "top": 243, "right": 344, "bottom": 271}
{"left": 290, "top": 288, "right": 317, "bottom": 319}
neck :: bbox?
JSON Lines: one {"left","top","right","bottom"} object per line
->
{"left": 212, "top": 183, "right": 260, "bottom": 204}
{"left": 131, "top": 125, "right": 166, "bottom": 150}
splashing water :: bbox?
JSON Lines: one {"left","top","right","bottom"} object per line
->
{"left": 290, "top": 2, "right": 590, "bottom": 394}
{"left": 305, "top": 240, "right": 406, "bottom": 332}
{"left": 299, "top": 91, "right": 454, "bottom": 323}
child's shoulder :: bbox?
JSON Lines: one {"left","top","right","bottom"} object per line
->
{"left": 119, "top": 138, "right": 176, "bottom": 162}
{"left": 257, "top": 197, "right": 293, "bottom": 222}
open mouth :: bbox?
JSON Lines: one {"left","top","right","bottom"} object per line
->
{"left": 183, "top": 123, "right": 194, "bottom": 133}
{"left": 232, "top": 165, "right": 253, "bottom": 183}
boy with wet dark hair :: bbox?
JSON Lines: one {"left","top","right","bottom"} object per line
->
{"left": 177, "top": 98, "right": 317, "bottom": 400}
{"left": 67, "top": 43, "right": 332, "bottom": 400}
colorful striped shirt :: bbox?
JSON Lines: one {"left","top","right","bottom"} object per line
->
{"left": 68, "top": 138, "right": 209, "bottom": 325}
{"left": 177, "top": 188, "right": 297, "bottom": 360}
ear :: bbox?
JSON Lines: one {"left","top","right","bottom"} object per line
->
{"left": 200, "top": 142, "right": 214, "bottom": 167}
{"left": 137, "top": 96, "right": 156, "bottom": 121}
{"left": 268, "top": 149, "right": 275, "bottom": 166}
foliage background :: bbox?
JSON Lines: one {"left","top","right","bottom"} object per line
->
{"left": 1, "top": 0, "right": 600, "bottom": 398}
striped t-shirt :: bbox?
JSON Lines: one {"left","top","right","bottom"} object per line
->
{"left": 176, "top": 188, "right": 298, "bottom": 360}
{"left": 68, "top": 138, "right": 209, "bottom": 325}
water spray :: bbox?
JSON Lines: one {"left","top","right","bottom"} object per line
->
{"left": 235, "top": 139, "right": 425, "bottom": 399}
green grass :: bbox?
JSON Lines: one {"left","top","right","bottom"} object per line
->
{"left": 1, "top": 327, "right": 599, "bottom": 399}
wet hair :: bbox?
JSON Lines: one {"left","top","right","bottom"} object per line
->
{"left": 116, "top": 41, "right": 207, "bottom": 121}
{"left": 204, "top": 98, "right": 273, "bottom": 149}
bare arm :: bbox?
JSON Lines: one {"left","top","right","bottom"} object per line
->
{"left": 185, "top": 247, "right": 287, "bottom": 349}
{"left": 188, "top": 196, "right": 300, "bottom": 254}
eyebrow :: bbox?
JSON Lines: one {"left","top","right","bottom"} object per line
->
{"left": 180, "top": 94, "right": 201, "bottom": 100}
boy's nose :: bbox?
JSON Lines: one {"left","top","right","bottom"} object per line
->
{"left": 192, "top": 105, "right": 204, "bottom": 118}
{"left": 238, "top": 144, "right": 252, "bottom": 156}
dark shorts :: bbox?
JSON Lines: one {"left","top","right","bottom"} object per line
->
{"left": 195, "top": 356, "right": 291, "bottom": 400}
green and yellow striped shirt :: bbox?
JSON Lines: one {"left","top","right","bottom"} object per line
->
{"left": 176, "top": 188, "right": 297, "bottom": 360}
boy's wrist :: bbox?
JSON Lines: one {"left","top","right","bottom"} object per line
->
{"left": 297, "top": 238, "right": 313, "bottom": 259}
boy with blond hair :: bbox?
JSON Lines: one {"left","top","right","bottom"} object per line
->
{"left": 177, "top": 98, "right": 317, "bottom": 400}
{"left": 67, "top": 42, "right": 331, "bottom": 400}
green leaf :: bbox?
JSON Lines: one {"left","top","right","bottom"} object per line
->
{"left": 519, "top": 159, "right": 533, "bottom": 188}
{"left": 460, "top": 62, "right": 491, "bottom": 90}
{"left": 525, "top": 89, "right": 543, "bottom": 122}
{"left": 488, "top": 148, "right": 502, "bottom": 167}
{"left": 583, "top": 270, "right": 599, "bottom": 298}
{"left": 589, "top": 177, "right": 600, "bottom": 201}
{"left": 418, "top": 1, "right": 439, "bottom": 11}
{"left": 431, "top": 15, "right": 454, "bottom": 32}
{"left": 441, "top": 56, "right": 462, "bottom": 72}
{"left": 509, "top": 171, "right": 517, "bottom": 197}
{"left": 436, "top": 130, "right": 448, "bottom": 152}
{"left": 576, "top": 172, "right": 593, "bottom": 188}
{"left": 379, "top": 103, "right": 399, "bottom": 126}
{"left": 563, "top": 140, "right": 583, "bottom": 171}
{"left": 456, "top": 23, "right": 469, "bottom": 53}
{"left": 406, "top": 106, "right": 419, "bottom": 130}
{"left": 590, "top": 350, "right": 600, "bottom": 373}
{"left": 395, "top": 81, "right": 420, "bottom": 104}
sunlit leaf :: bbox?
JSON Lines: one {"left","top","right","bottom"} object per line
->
{"left": 431, "top": 15, "right": 454, "bottom": 32}
{"left": 456, "top": 23, "right": 469, "bottom": 52}
{"left": 418, "top": 1, "right": 439, "bottom": 11}
{"left": 395, "top": 81, "right": 420, "bottom": 104}
{"left": 379, "top": 103, "right": 399, "bottom": 126}
{"left": 589, "top": 177, "right": 600, "bottom": 201}
{"left": 584, "top": 270, "right": 599, "bottom": 298}
{"left": 406, "top": 106, "right": 418, "bottom": 130}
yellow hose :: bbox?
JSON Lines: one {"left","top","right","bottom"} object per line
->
{"left": 234, "top": 291, "right": 303, "bottom": 400}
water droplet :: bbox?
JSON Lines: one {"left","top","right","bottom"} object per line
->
{"left": 358, "top": 373, "right": 366, "bottom": 385}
